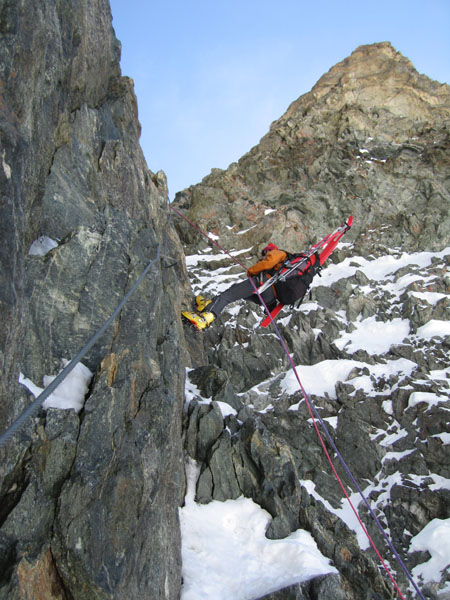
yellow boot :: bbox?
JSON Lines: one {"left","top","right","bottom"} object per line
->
{"left": 182, "top": 310, "right": 215, "bottom": 331}
{"left": 195, "top": 295, "right": 212, "bottom": 312}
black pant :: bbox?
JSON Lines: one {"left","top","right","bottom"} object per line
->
{"left": 208, "top": 276, "right": 276, "bottom": 316}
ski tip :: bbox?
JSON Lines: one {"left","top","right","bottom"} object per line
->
{"left": 347, "top": 215, "right": 353, "bottom": 228}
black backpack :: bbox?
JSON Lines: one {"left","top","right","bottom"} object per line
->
{"left": 274, "top": 252, "right": 322, "bottom": 306}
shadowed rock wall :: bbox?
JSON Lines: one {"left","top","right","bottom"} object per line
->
{"left": 0, "top": 1, "right": 191, "bottom": 598}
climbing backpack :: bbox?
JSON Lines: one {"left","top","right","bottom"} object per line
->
{"left": 274, "top": 252, "right": 321, "bottom": 306}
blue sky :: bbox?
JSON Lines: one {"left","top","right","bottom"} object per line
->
{"left": 109, "top": 0, "right": 450, "bottom": 198}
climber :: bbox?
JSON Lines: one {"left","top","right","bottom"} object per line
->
{"left": 182, "top": 243, "right": 289, "bottom": 330}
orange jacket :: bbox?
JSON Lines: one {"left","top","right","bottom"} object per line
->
{"left": 247, "top": 249, "right": 287, "bottom": 276}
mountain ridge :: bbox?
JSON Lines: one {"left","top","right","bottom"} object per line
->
{"left": 173, "top": 42, "right": 450, "bottom": 258}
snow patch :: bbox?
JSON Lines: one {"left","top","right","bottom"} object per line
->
{"left": 408, "top": 392, "right": 448, "bottom": 411}
{"left": 282, "top": 358, "right": 416, "bottom": 404}
{"left": 334, "top": 316, "right": 410, "bottom": 354}
{"left": 29, "top": 236, "right": 59, "bottom": 256}
{"left": 302, "top": 479, "right": 370, "bottom": 550}
{"left": 410, "top": 518, "right": 450, "bottom": 593}
{"left": 19, "top": 360, "right": 92, "bottom": 413}
{"left": 408, "top": 291, "right": 447, "bottom": 305}
{"left": 416, "top": 320, "right": 450, "bottom": 339}
{"left": 2, "top": 150, "right": 12, "bottom": 179}
{"left": 317, "top": 248, "right": 450, "bottom": 288}
{"left": 238, "top": 224, "right": 257, "bottom": 235}
{"left": 180, "top": 460, "right": 336, "bottom": 600}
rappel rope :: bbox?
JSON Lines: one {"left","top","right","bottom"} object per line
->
{"left": 171, "top": 204, "right": 426, "bottom": 600}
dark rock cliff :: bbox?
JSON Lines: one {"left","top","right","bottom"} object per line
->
{"left": 0, "top": 1, "right": 190, "bottom": 598}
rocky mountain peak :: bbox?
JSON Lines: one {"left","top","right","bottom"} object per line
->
{"left": 272, "top": 41, "right": 449, "bottom": 143}
{"left": 174, "top": 42, "right": 449, "bottom": 257}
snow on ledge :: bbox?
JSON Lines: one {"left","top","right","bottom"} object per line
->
{"left": 28, "top": 236, "right": 59, "bottom": 256}
{"left": 19, "top": 360, "right": 92, "bottom": 413}
{"left": 410, "top": 518, "right": 450, "bottom": 595}
{"left": 416, "top": 320, "right": 450, "bottom": 339}
{"left": 180, "top": 459, "right": 336, "bottom": 600}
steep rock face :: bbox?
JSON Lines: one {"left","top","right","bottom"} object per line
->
{"left": 0, "top": 2, "right": 190, "bottom": 599}
{"left": 174, "top": 42, "right": 450, "bottom": 257}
